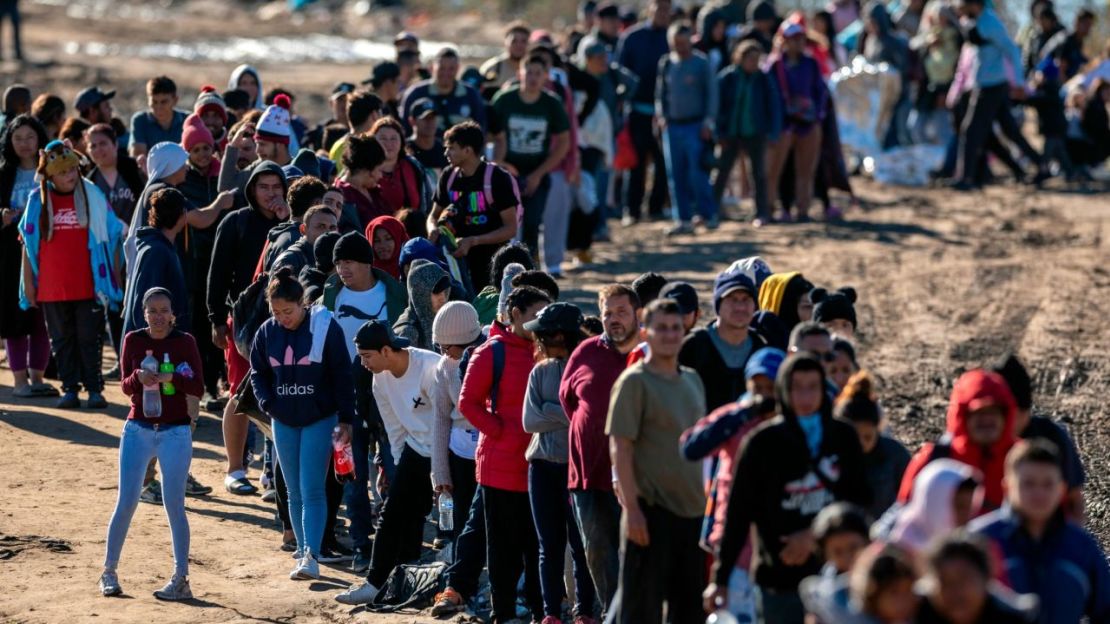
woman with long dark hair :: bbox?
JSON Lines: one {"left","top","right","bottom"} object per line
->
{"left": 0, "top": 114, "right": 55, "bottom": 398}
{"left": 521, "top": 302, "right": 598, "bottom": 622}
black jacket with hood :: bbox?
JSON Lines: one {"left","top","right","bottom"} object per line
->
{"left": 713, "top": 353, "right": 870, "bottom": 591}
{"left": 206, "top": 160, "right": 287, "bottom": 325}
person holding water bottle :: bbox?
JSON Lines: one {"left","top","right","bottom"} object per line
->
{"left": 248, "top": 268, "right": 355, "bottom": 581}
{"left": 335, "top": 319, "right": 441, "bottom": 605}
{"left": 100, "top": 287, "right": 204, "bottom": 600}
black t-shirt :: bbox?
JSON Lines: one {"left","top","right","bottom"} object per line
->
{"left": 433, "top": 161, "right": 519, "bottom": 239}
{"left": 407, "top": 137, "right": 448, "bottom": 171}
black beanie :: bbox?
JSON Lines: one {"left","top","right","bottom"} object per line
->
{"left": 332, "top": 231, "right": 373, "bottom": 266}
{"left": 811, "top": 287, "right": 858, "bottom": 328}
{"left": 314, "top": 231, "right": 341, "bottom": 272}
{"left": 992, "top": 353, "right": 1032, "bottom": 410}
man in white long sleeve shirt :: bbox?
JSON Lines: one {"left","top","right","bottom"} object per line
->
{"left": 336, "top": 320, "right": 440, "bottom": 605}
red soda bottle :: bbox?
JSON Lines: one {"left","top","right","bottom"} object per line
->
{"left": 332, "top": 426, "right": 356, "bottom": 483}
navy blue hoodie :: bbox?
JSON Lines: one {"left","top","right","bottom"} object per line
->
{"left": 248, "top": 311, "right": 356, "bottom": 427}
{"left": 123, "top": 226, "right": 190, "bottom": 335}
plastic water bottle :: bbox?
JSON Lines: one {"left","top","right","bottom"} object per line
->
{"left": 332, "top": 427, "right": 356, "bottom": 483}
{"left": 141, "top": 351, "right": 161, "bottom": 418}
{"left": 438, "top": 491, "right": 454, "bottom": 532}
{"left": 160, "top": 353, "right": 176, "bottom": 396}
{"left": 706, "top": 610, "right": 739, "bottom": 624}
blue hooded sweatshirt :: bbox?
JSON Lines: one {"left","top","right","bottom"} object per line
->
{"left": 123, "top": 226, "right": 190, "bottom": 336}
{"left": 249, "top": 308, "right": 356, "bottom": 428}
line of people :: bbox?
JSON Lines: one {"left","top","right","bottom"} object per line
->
{"left": 0, "top": 2, "right": 1109, "bottom": 621}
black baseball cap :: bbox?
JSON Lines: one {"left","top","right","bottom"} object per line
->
{"left": 409, "top": 97, "right": 437, "bottom": 119}
{"left": 74, "top": 86, "right": 115, "bottom": 112}
{"left": 363, "top": 61, "right": 401, "bottom": 87}
{"left": 661, "top": 281, "right": 699, "bottom": 315}
{"left": 355, "top": 320, "right": 412, "bottom": 351}
{"left": 331, "top": 82, "right": 356, "bottom": 100}
{"left": 523, "top": 302, "right": 585, "bottom": 334}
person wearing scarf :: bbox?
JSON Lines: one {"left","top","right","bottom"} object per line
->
{"left": 19, "top": 139, "right": 124, "bottom": 409}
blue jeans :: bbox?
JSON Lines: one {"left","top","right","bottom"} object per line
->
{"left": 529, "top": 460, "right": 597, "bottom": 618}
{"left": 663, "top": 122, "right": 716, "bottom": 223}
{"left": 104, "top": 420, "right": 192, "bottom": 577}
{"left": 272, "top": 415, "right": 337, "bottom": 555}
{"left": 571, "top": 489, "right": 622, "bottom": 615}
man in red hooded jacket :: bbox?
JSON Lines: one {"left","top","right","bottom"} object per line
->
{"left": 897, "top": 369, "right": 1018, "bottom": 513}
{"left": 458, "top": 285, "right": 550, "bottom": 623}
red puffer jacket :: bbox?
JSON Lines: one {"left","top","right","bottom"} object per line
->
{"left": 459, "top": 322, "right": 536, "bottom": 492}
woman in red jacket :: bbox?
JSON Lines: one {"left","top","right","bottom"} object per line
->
{"left": 458, "top": 285, "right": 550, "bottom": 624}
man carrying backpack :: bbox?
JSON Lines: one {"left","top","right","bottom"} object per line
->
{"left": 427, "top": 121, "right": 519, "bottom": 291}
{"left": 207, "top": 160, "right": 288, "bottom": 495}
{"left": 318, "top": 232, "right": 407, "bottom": 573}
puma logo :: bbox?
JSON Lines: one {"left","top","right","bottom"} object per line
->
{"left": 412, "top": 396, "right": 426, "bottom": 409}
{"left": 337, "top": 305, "right": 377, "bottom": 321}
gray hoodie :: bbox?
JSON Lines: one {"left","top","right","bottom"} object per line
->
{"left": 393, "top": 260, "right": 447, "bottom": 350}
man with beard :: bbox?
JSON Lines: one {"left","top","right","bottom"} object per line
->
{"left": 558, "top": 283, "right": 642, "bottom": 616}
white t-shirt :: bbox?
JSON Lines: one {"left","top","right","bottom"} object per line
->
{"left": 333, "top": 282, "right": 387, "bottom": 359}
{"left": 372, "top": 348, "right": 440, "bottom": 463}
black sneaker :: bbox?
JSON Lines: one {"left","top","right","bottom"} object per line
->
{"left": 318, "top": 542, "right": 354, "bottom": 563}
{"left": 351, "top": 547, "right": 371, "bottom": 573}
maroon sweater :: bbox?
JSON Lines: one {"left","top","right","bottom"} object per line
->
{"left": 560, "top": 335, "right": 630, "bottom": 491}
{"left": 120, "top": 329, "right": 205, "bottom": 425}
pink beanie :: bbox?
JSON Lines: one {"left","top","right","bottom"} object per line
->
{"left": 182, "top": 114, "right": 215, "bottom": 152}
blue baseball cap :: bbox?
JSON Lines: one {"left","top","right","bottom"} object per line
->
{"left": 745, "top": 347, "right": 786, "bottom": 381}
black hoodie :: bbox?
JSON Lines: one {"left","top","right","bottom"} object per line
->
{"left": 713, "top": 353, "right": 869, "bottom": 591}
{"left": 206, "top": 160, "right": 287, "bottom": 325}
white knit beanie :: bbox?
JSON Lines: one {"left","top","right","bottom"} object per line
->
{"left": 432, "top": 301, "right": 482, "bottom": 347}
{"left": 255, "top": 94, "right": 292, "bottom": 145}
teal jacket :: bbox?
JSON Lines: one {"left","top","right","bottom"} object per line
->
{"left": 19, "top": 179, "right": 124, "bottom": 311}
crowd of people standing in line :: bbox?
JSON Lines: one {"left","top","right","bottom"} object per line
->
{"left": 0, "top": 0, "right": 1109, "bottom": 621}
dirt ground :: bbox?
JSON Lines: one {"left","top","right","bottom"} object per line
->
{"left": 2, "top": 2, "right": 1110, "bottom": 622}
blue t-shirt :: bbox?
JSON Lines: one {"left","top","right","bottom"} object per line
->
{"left": 9, "top": 167, "right": 36, "bottom": 211}
{"left": 128, "top": 109, "right": 188, "bottom": 150}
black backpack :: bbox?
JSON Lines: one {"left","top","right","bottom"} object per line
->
{"left": 458, "top": 337, "right": 505, "bottom": 415}
{"left": 362, "top": 561, "right": 447, "bottom": 613}
{"left": 231, "top": 272, "right": 270, "bottom": 361}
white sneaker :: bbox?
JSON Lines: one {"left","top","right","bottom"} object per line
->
{"left": 153, "top": 574, "right": 192, "bottom": 601}
{"left": 99, "top": 570, "right": 122, "bottom": 597}
{"left": 290, "top": 548, "right": 319, "bottom": 580}
{"left": 334, "top": 580, "right": 380, "bottom": 605}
